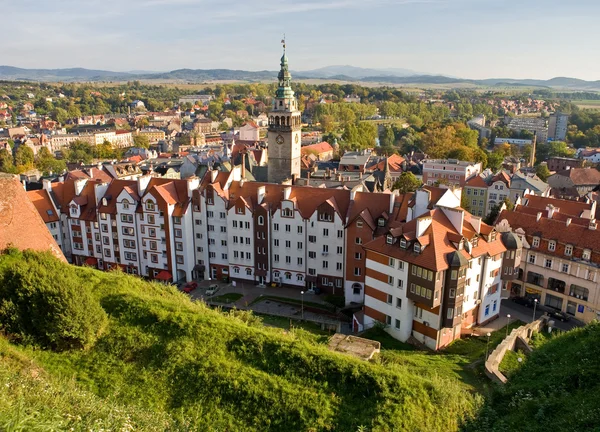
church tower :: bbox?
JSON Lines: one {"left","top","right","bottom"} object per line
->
{"left": 267, "top": 41, "right": 302, "bottom": 184}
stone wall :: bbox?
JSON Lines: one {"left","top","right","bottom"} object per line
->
{"left": 485, "top": 317, "right": 547, "bottom": 384}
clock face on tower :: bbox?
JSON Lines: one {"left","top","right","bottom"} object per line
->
{"left": 276, "top": 134, "right": 284, "bottom": 145}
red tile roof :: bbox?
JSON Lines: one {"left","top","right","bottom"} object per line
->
{"left": 465, "top": 175, "right": 488, "bottom": 188}
{"left": 301, "top": 141, "right": 333, "bottom": 156}
{"left": 520, "top": 194, "right": 592, "bottom": 218}
{"left": 0, "top": 175, "right": 65, "bottom": 261}
{"left": 554, "top": 168, "right": 600, "bottom": 185}
{"left": 27, "top": 189, "right": 59, "bottom": 223}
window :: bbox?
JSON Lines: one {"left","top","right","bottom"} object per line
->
{"left": 337, "top": 230, "right": 343, "bottom": 238}
{"left": 396, "top": 298, "right": 402, "bottom": 309}
{"left": 104, "top": 248, "right": 111, "bottom": 257}
{"left": 285, "top": 224, "right": 291, "bottom": 232}
{"left": 297, "top": 274, "right": 304, "bottom": 282}
{"left": 562, "top": 263, "right": 569, "bottom": 273}
{"left": 386, "top": 294, "right": 393, "bottom": 304}
{"left": 336, "top": 262, "right": 342, "bottom": 271}
{"left": 151, "top": 254, "right": 158, "bottom": 263}
{"left": 447, "top": 308, "right": 454, "bottom": 319}
{"left": 121, "top": 214, "right": 133, "bottom": 223}
{"left": 337, "top": 246, "right": 343, "bottom": 254}
{"left": 397, "top": 279, "right": 403, "bottom": 289}
{"left": 176, "top": 255, "right": 184, "bottom": 264}
{"left": 583, "top": 249, "right": 591, "bottom": 261}
{"left": 414, "top": 307, "right": 423, "bottom": 319}
{"left": 308, "top": 268, "right": 316, "bottom": 275}
{"left": 451, "top": 270, "right": 458, "bottom": 280}
{"left": 413, "top": 243, "right": 421, "bottom": 253}
{"left": 274, "top": 223, "right": 279, "bottom": 231}
{"left": 323, "top": 245, "right": 329, "bottom": 253}
{"left": 286, "top": 256, "right": 291, "bottom": 264}
{"left": 399, "top": 238, "right": 407, "bottom": 249}
{"left": 220, "top": 212, "right": 226, "bottom": 219}
{"left": 528, "top": 253, "right": 535, "bottom": 264}
{"left": 173, "top": 216, "right": 181, "bottom": 225}
{"left": 222, "top": 253, "right": 228, "bottom": 260}
{"left": 274, "top": 254, "right": 279, "bottom": 262}
{"left": 386, "top": 235, "right": 393, "bottom": 245}
{"left": 545, "top": 259, "right": 552, "bottom": 269}
{"left": 449, "top": 288, "right": 455, "bottom": 298}
{"left": 220, "top": 226, "right": 227, "bottom": 233}
{"left": 323, "top": 228, "right": 329, "bottom": 237}
{"left": 297, "top": 241, "right": 303, "bottom": 249}
{"left": 398, "top": 261, "right": 404, "bottom": 270}
{"left": 297, "top": 257, "right": 303, "bottom": 265}
{"left": 309, "top": 235, "right": 316, "bottom": 243}
{"left": 323, "top": 261, "right": 328, "bottom": 269}
{"left": 174, "top": 229, "right": 182, "bottom": 238}
{"left": 548, "top": 241, "right": 556, "bottom": 252}
{"left": 149, "top": 240, "right": 157, "bottom": 250}
{"left": 148, "top": 214, "right": 155, "bottom": 224}
{"left": 309, "top": 251, "right": 316, "bottom": 259}
{"left": 385, "top": 315, "right": 392, "bottom": 326}
{"left": 570, "top": 284, "right": 589, "bottom": 301}
{"left": 532, "top": 237, "right": 540, "bottom": 248}
{"left": 355, "top": 252, "right": 362, "bottom": 260}
{"left": 352, "top": 283, "right": 361, "bottom": 295}
{"left": 565, "top": 245, "right": 573, "bottom": 256}
{"left": 258, "top": 215, "right": 264, "bottom": 225}
{"left": 297, "top": 226, "right": 303, "bottom": 234}
{"left": 354, "top": 267, "right": 361, "bottom": 276}
{"left": 285, "top": 240, "right": 291, "bottom": 248}
{"left": 355, "top": 237, "right": 362, "bottom": 245}
{"left": 387, "top": 275, "right": 394, "bottom": 285}
{"left": 356, "top": 220, "right": 363, "bottom": 228}
{"left": 146, "top": 200, "right": 155, "bottom": 211}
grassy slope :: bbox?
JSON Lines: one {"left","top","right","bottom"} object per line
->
{"left": 463, "top": 323, "right": 600, "bottom": 432}
{"left": 0, "top": 250, "right": 480, "bottom": 432}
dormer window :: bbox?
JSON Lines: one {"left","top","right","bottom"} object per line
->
{"left": 318, "top": 212, "right": 332, "bottom": 222}
{"left": 356, "top": 220, "right": 363, "bottom": 228}
{"left": 69, "top": 204, "right": 78, "bottom": 216}
{"left": 258, "top": 215, "right": 264, "bottom": 226}
{"left": 386, "top": 235, "right": 393, "bottom": 245}
{"left": 532, "top": 237, "right": 540, "bottom": 248}
{"left": 472, "top": 237, "right": 478, "bottom": 247}
{"left": 414, "top": 243, "right": 421, "bottom": 254}
{"left": 146, "top": 200, "right": 155, "bottom": 211}
{"left": 282, "top": 208, "right": 293, "bottom": 218}
{"left": 237, "top": 207, "right": 244, "bottom": 214}
{"left": 122, "top": 199, "right": 130, "bottom": 210}
{"left": 378, "top": 218, "right": 385, "bottom": 227}
{"left": 400, "top": 238, "right": 407, "bottom": 249}
{"left": 565, "top": 245, "right": 573, "bottom": 256}
{"left": 548, "top": 241, "right": 556, "bottom": 252}
{"left": 583, "top": 249, "right": 591, "bottom": 261}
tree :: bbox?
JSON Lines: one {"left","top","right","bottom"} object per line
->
{"left": 380, "top": 126, "right": 396, "bottom": 149}
{"left": 484, "top": 198, "right": 513, "bottom": 225}
{"left": 65, "top": 140, "right": 93, "bottom": 164}
{"left": 535, "top": 164, "right": 551, "bottom": 182}
{"left": 14, "top": 146, "right": 34, "bottom": 171}
{"left": 136, "top": 117, "right": 149, "bottom": 128}
{"left": 0, "top": 148, "right": 16, "bottom": 173}
{"left": 461, "top": 190, "right": 471, "bottom": 212}
{"left": 35, "top": 148, "right": 66, "bottom": 175}
{"left": 487, "top": 151, "right": 505, "bottom": 172}
{"left": 320, "top": 115, "right": 336, "bottom": 134}
{"left": 94, "top": 141, "right": 115, "bottom": 159}
{"left": 392, "top": 172, "right": 421, "bottom": 194}
{"left": 133, "top": 134, "right": 150, "bottom": 149}
{"left": 51, "top": 107, "right": 69, "bottom": 124}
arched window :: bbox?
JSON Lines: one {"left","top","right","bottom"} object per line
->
{"left": 285, "top": 272, "right": 292, "bottom": 280}
{"left": 258, "top": 215, "right": 264, "bottom": 225}
{"left": 282, "top": 208, "right": 292, "bottom": 217}
{"left": 246, "top": 268, "right": 252, "bottom": 275}
{"left": 286, "top": 116, "right": 290, "bottom": 126}
{"left": 122, "top": 199, "right": 130, "bottom": 210}
{"left": 233, "top": 267, "right": 240, "bottom": 274}
{"left": 352, "top": 283, "right": 362, "bottom": 295}
{"left": 275, "top": 116, "right": 280, "bottom": 126}
{"left": 146, "top": 200, "right": 155, "bottom": 211}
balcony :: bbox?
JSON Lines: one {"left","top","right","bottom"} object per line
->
{"left": 547, "top": 277, "right": 566, "bottom": 294}
{"left": 526, "top": 271, "right": 544, "bottom": 287}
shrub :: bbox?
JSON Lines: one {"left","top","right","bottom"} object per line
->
{"left": 0, "top": 249, "right": 107, "bottom": 350}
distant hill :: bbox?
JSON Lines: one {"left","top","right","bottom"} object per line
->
{"left": 1, "top": 65, "right": 600, "bottom": 90}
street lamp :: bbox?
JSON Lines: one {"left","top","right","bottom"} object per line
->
{"left": 300, "top": 291, "right": 304, "bottom": 320}
{"left": 532, "top": 298, "right": 538, "bottom": 322}
{"left": 486, "top": 332, "right": 492, "bottom": 360}
{"left": 506, "top": 314, "right": 511, "bottom": 337}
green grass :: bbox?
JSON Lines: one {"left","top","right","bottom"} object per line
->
{"left": 463, "top": 322, "right": 600, "bottom": 432}
{"left": 443, "top": 321, "right": 523, "bottom": 362}
{"left": 498, "top": 350, "right": 527, "bottom": 377}
{"left": 210, "top": 293, "right": 243, "bottom": 304}
{"left": 0, "top": 249, "right": 481, "bottom": 432}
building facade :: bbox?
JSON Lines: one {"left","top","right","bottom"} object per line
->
{"left": 422, "top": 159, "right": 481, "bottom": 187}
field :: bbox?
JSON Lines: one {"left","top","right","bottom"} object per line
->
{"left": 573, "top": 99, "right": 600, "bottom": 110}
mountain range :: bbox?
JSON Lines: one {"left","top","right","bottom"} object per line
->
{"left": 1, "top": 65, "right": 600, "bottom": 90}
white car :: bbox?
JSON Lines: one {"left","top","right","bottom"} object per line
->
{"left": 205, "top": 284, "right": 219, "bottom": 296}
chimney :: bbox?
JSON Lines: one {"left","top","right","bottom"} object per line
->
{"left": 589, "top": 219, "right": 597, "bottom": 230}
{"left": 566, "top": 218, "right": 572, "bottom": 227}
{"left": 257, "top": 185, "right": 266, "bottom": 204}
{"left": 137, "top": 174, "right": 152, "bottom": 196}
{"left": 536, "top": 212, "right": 543, "bottom": 222}
{"left": 241, "top": 152, "right": 246, "bottom": 179}
{"left": 471, "top": 215, "right": 482, "bottom": 234}
{"left": 187, "top": 176, "right": 200, "bottom": 198}
{"left": 283, "top": 186, "right": 292, "bottom": 200}
{"left": 546, "top": 204, "right": 555, "bottom": 219}
{"left": 42, "top": 178, "right": 52, "bottom": 192}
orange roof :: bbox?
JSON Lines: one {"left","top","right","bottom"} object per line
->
{"left": 465, "top": 175, "right": 488, "bottom": 188}
{"left": 520, "top": 194, "right": 592, "bottom": 218}
{"left": 301, "top": 141, "right": 333, "bottom": 156}
{"left": 27, "top": 189, "right": 59, "bottom": 223}
{"left": 97, "top": 179, "right": 138, "bottom": 214}
{"left": 367, "top": 154, "right": 406, "bottom": 172}
{"left": 0, "top": 175, "right": 65, "bottom": 261}
{"left": 363, "top": 208, "right": 504, "bottom": 271}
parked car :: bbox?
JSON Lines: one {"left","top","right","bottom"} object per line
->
{"left": 547, "top": 309, "right": 570, "bottom": 322}
{"left": 205, "top": 284, "right": 219, "bottom": 296}
{"left": 182, "top": 281, "right": 198, "bottom": 293}
{"left": 512, "top": 296, "right": 534, "bottom": 307}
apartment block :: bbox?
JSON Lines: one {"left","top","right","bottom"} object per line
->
{"left": 422, "top": 159, "right": 482, "bottom": 187}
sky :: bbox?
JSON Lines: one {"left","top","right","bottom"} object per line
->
{"left": 3, "top": 0, "right": 600, "bottom": 80}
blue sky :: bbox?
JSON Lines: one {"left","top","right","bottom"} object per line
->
{"left": 3, "top": 0, "right": 600, "bottom": 80}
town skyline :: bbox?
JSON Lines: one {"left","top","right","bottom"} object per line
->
{"left": 4, "top": 0, "right": 600, "bottom": 81}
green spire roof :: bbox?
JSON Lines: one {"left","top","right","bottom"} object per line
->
{"left": 276, "top": 46, "right": 294, "bottom": 99}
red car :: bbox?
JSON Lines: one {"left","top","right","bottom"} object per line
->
{"left": 182, "top": 281, "right": 198, "bottom": 293}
